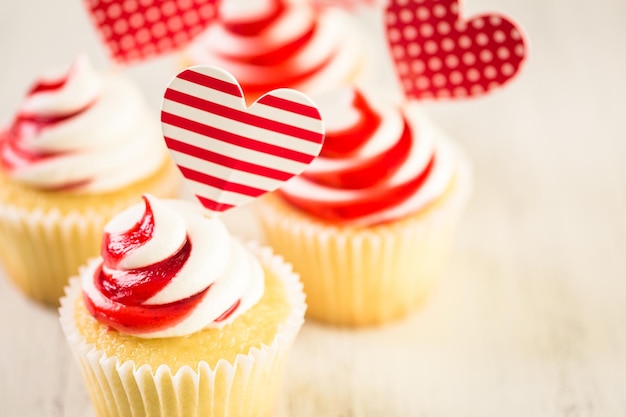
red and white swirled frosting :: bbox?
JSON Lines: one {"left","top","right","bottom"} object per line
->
{"left": 0, "top": 56, "right": 166, "bottom": 192}
{"left": 82, "top": 195, "right": 264, "bottom": 338}
{"left": 186, "top": 0, "right": 363, "bottom": 98}
{"left": 279, "top": 87, "right": 457, "bottom": 226}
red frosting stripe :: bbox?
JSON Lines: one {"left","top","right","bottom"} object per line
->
{"left": 97, "top": 241, "right": 192, "bottom": 306}
{"left": 304, "top": 118, "right": 413, "bottom": 190}
{"left": 236, "top": 25, "right": 317, "bottom": 66}
{"left": 222, "top": 0, "right": 285, "bottom": 36}
{"left": 83, "top": 285, "right": 209, "bottom": 334}
{"left": 319, "top": 90, "right": 381, "bottom": 158}
{"left": 101, "top": 194, "right": 156, "bottom": 268}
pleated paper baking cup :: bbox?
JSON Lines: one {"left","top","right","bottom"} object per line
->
{"left": 59, "top": 242, "right": 306, "bottom": 417}
{"left": 0, "top": 161, "right": 179, "bottom": 306}
{"left": 257, "top": 153, "right": 472, "bottom": 327}
{"left": 0, "top": 205, "right": 111, "bottom": 306}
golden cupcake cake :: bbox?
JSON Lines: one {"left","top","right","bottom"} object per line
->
{"left": 59, "top": 194, "right": 306, "bottom": 417}
{"left": 184, "top": 0, "right": 366, "bottom": 101}
{"left": 257, "top": 86, "right": 472, "bottom": 326}
{"left": 0, "top": 56, "right": 179, "bottom": 305}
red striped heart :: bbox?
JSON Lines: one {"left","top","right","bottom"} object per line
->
{"left": 385, "top": 0, "right": 528, "bottom": 99}
{"left": 83, "top": 0, "right": 218, "bottom": 64}
{"left": 161, "top": 66, "right": 325, "bottom": 213}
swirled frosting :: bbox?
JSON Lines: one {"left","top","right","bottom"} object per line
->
{"left": 82, "top": 195, "right": 264, "bottom": 338}
{"left": 186, "top": 0, "right": 363, "bottom": 99}
{"left": 0, "top": 56, "right": 166, "bottom": 192}
{"left": 279, "top": 87, "right": 457, "bottom": 226}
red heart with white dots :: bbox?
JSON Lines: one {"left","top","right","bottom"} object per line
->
{"left": 385, "top": 0, "right": 528, "bottom": 99}
{"left": 161, "top": 66, "right": 325, "bottom": 213}
{"left": 84, "top": 0, "right": 219, "bottom": 64}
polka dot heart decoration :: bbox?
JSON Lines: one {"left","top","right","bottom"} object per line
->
{"left": 84, "top": 0, "right": 219, "bottom": 64}
{"left": 312, "top": 0, "right": 386, "bottom": 8}
{"left": 386, "top": 0, "right": 528, "bottom": 99}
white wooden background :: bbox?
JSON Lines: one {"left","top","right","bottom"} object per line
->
{"left": 1, "top": 0, "right": 626, "bottom": 416}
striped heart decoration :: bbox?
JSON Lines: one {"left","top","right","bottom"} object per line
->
{"left": 161, "top": 66, "right": 325, "bottom": 214}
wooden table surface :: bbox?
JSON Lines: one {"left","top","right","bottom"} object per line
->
{"left": 1, "top": 0, "right": 625, "bottom": 416}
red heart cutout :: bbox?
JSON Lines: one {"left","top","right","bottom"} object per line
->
{"left": 385, "top": 0, "right": 528, "bottom": 99}
{"left": 161, "top": 66, "right": 325, "bottom": 213}
{"left": 84, "top": 0, "right": 219, "bottom": 64}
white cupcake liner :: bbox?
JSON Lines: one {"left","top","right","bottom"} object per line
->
{"left": 257, "top": 150, "right": 472, "bottom": 326}
{"left": 59, "top": 241, "right": 306, "bottom": 417}
{"left": 0, "top": 204, "right": 120, "bottom": 306}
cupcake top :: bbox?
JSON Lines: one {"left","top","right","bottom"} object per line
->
{"left": 279, "top": 87, "right": 458, "bottom": 226}
{"left": 81, "top": 194, "right": 264, "bottom": 338}
{"left": 186, "top": 0, "right": 363, "bottom": 99}
{"left": 0, "top": 56, "right": 167, "bottom": 193}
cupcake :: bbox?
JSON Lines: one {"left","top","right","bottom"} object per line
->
{"left": 0, "top": 56, "right": 179, "bottom": 305}
{"left": 184, "top": 0, "right": 366, "bottom": 101}
{"left": 257, "top": 87, "right": 472, "bottom": 326}
{"left": 59, "top": 194, "right": 306, "bottom": 417}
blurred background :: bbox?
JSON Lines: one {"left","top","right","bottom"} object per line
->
{"left": 1, "top": 0, "right": 625, "bottom": 416}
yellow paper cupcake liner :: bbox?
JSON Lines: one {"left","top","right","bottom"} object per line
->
{"left": 257, "top": 152, "right": 472, "bottom": 327}
{"left": 0, "top": 207, "right": 105, "bottom": 306}
{"left": 0, "top": 160, "right": 180, "bottom": 306}
{"left": 59, "top": 242, "right": 306, "bottom": 417}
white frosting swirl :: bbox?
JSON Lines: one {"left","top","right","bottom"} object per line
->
{"left": 279, "top": 87, "right": 458, "bottom": 226}
{"left": 1, "top": 56, "right": 167, "bottom": 192}
{"left": 82, "top": 195, "right": 265, "bottom": 338}
{"left": 186, "top": 0, "right": 363, "bottom": 97}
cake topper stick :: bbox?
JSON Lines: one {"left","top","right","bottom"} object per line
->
{"left": 83, "top": 0, "right": 220, "bottom": 64}
{"left": 161, "top": 66, "right": 325, "bottom": 214}
{"left": 385, "top": 0, "right": 528, "bottom": 99}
